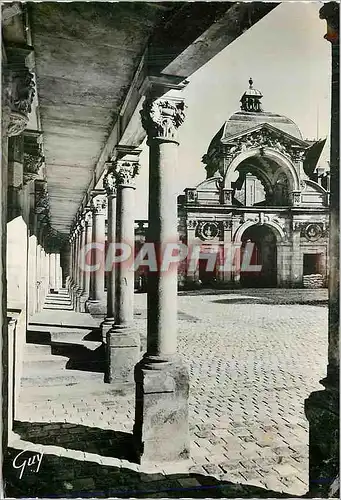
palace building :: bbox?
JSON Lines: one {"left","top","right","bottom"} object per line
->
{"left": 177, "top": 79, "right": 330, "bottom": 289}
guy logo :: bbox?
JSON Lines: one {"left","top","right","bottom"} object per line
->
{"left": 12, "top": 450, "right": 43, "bottom": 479}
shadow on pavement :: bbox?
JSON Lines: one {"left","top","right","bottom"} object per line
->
{"left": 4, "top": 445, "right": 291, "bottom": 498}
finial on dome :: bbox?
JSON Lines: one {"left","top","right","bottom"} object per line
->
{"left": 240, "top": 78, "right": 263, "bottom": 113}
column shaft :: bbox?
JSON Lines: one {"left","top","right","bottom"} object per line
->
{"left": 105, "top": 152, "right": 140, "bottom": 383}
{"left": 89, "top": 193, "right": 106, "bottom": 302}
{"left": 101, "top": 179, "right": 117, "bottom": 336}
{"left": 115, "top": 185, "right": 135, "bottom": 325}
{"left": 133, "top": 95, "right": 189, "bottom": 465}
{"left": 147, "top": 141, "right": 178, "bottom": 357}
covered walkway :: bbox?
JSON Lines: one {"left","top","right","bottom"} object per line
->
{"left": 1, "top": 2, "right": 339, "bottom": 498}
{"left": 5, "top": 289, "right": 327, "bottom": 496}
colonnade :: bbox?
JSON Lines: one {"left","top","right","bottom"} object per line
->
{"left": 65, "top": 90, "right": 190, "bottom": 463}
{"left": 27, "top": 224, "right": 63, "bottom": 317}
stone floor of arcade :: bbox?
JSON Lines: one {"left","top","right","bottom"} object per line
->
{"left": 5, "top": 288, "right": 327, "bottom": 498}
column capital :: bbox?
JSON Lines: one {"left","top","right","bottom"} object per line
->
{"left": 90, "top": 191, "right": 107, "bottom": 215}
{"left": 112, "top": 158, "right": 139, "bottom": 188}
{"left": 103, "top": 170, "right": 117, "bottom": 196}
{"left": 23, "top": 130, "right": 44, "bottom": 185}
{"left": 141, "top": 95, "right": 186, "bottom": 143}
{"left": 109, "top": 145, "right": 141, "bottom": 188}
{"left": 320, "top": 2, "right": 339, "bottom": 44}
{"left": 4, "top": 44, "right": 36, "bottom": 137}
{"left": 83, "top": 207, "right": 93, "bottom": 226}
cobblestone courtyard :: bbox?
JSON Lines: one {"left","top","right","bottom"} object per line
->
{"left": 7, "top": 289, "right": 328, "bottom": 498}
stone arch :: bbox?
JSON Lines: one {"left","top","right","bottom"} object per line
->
{"left": 224, "top": 147, "right": 300, "bottom": 192}
{"left": 233, "top": 219, "right": 286, "bottom": 244}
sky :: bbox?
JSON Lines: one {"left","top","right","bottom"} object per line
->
{"left": 134, "top": 1, "right": 331, "bottom": 218}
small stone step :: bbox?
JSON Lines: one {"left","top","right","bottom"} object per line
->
{"left": 23, "top": 355, "right": 69, "bottom": 370}
{"left": 19, "top": 379, "right": 134, "bottom": 402}
{"left": 21, "top": 367, "right": 104, "bottom": 387}
{"left": 26, "top": 327, "right": 101, "bottom": 345}
{"left": 24, "top": 343, "right": 51, "bottom": 356}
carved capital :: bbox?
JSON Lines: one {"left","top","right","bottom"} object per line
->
{"left": 292, "top": 191, "right": 301, "bottom": 206}
{"left": 103, "top": 170, "right": 117, "bottom": 195}
{"left": 113, "top": 159, "right": 139, "bottom": 187}
{"left": 141, "top": 96, "right": 185, "bottom": 142}
{"left": 84, "top": 209, "right": 93, "bottom": 227}
{"left": 5, "top": 46, "right": 35, "bottom": 136}
{"left": 91, "top": 193, "right": 107, "bottom": 215}
{"left": 35, "top": 180, "right": 49, "bottom": 214}
{"left": 23, "top": 131, "right": 44, "bottom": 184}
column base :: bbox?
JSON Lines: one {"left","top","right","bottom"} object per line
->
{"left": 305, "top": 386, "right": 339, "bottom": 497}
{"left": 133, "top": 355, "right": 190, "bottom": 465}
{"left": 101, "top": 317, "right": 115, "bottom": 343}
{"left": 105, "top": 324, "right": 140, "bottom": 385}
{"left": 79, "top": 292, "right": 89, "bottom": 313}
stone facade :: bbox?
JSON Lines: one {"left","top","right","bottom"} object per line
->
{"left": 177, "top": 81, "right": 329, "bottom": 289}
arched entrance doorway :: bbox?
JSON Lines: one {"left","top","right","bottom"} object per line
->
{"left": 240, "top": 225, "right": 277, "bottom": 287}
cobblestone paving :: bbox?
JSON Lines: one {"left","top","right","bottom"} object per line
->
{"left": 11, "top": 289, "right": 327, "bottom": 497}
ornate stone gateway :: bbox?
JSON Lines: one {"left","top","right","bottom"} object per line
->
{"left": 179, "top": 80, "right": 329, "bottom": 289}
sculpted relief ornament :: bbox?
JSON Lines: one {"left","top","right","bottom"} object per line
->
{"left": 113, "top": 160, "right": 139, "bottom": 187}
{"left": 196, "top": 221, "right": 222, "bottom": 241}
{"left": 141, "top": 97, "right": 186, "bottom": 142}
{"left": 91, "top": 193, "right": 107, "bottom": 215}
{"left": 23, "top": 132, "right": 44, "bottom": 184}
{"left": 6, "top": 64, "right": 35, "bottom": 137}
{"left": 224, "top": 128, "right": 306, "bottom": 164}
{"left": 103, "top": 171, "right": 117, "bottom": 196}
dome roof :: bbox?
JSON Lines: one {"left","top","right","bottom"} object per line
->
{"left": 222, "top": 110, "right": 303, "bottom": 141}
{"left": 207, "top": 79, "right": 303, "bottom": 154}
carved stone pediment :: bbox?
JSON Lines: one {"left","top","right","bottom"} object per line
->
{"left": 223, "top": 124, "right": 308, "bottom": 164}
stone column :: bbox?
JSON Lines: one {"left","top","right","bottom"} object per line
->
{"left": 80, "top": 209, "right": 92, "bottom": 311}
{"left": 106, "top": 147, "right": 140, "bottom": 383}
{"left": 55, "top": 253, "right": 61, "bottom": 291}
{"left": 75, "top": 218, "right": 85, "bottom": 311}
{"left": 101, "top": 171, "right": 117, "bottom": 339}
{"left": 89, "top": 192, "right": 106, "bottom": 303}
{"left": 49, "top": 253, "right": 56, "bottom": 292}
{"left": 133, "top": 94, "right": 190, "bottom": 464}
{"left": 305, "top": 4, "right": 339, "bottom": 497}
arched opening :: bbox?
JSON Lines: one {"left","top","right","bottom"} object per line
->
{"left": 240, "top": 224, "right": 277, "bottom": 287}
{"left": 225, "top": 148, "right": 300, "bottom": 207}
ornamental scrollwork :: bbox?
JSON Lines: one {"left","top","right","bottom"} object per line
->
{"left": 224, "top": 128, "right": 307, "bottom": 164}
{"left": 196, "top": 221, "right": 222, "bottom": 241}
{"left": 103, "top": 171, "right": 117, "bottom": 196}
{"left": 91, "top": 194, "right": 107, "bottom": 215}
{"left": 113, "top": 160, "right": 139, "bottom": 186}
{"left": 302, "top": 223, "right": 325, "bottom": 242}
{"left": 8, "top": 66, "right": 35, "bottom": 137}
{"left": 23, "top": 131, "right": 44, "bottom": 184}
{"left": 35, "top": 188, "right": 49, "bottom": 215}
{"left": 141, "top": 97, "right": 186, "bottom": 142}
{"left": 222, "top": 220, "right": 233, "bottom": 231}
{"left": 186, "top": 219, "right": 198, "bottom": 230}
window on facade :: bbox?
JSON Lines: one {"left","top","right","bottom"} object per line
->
{"left": 303, "top": 253, "right": 322, "bottom": 275}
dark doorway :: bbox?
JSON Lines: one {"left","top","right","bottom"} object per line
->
{"left": 303, "top": 253, "right": 322, "bottom": 275}
{"left": 199, "top": 253, "right": 218, "bottom": 287}
{"left": 240, "top": 225, "right": 277, "bottom": 287}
